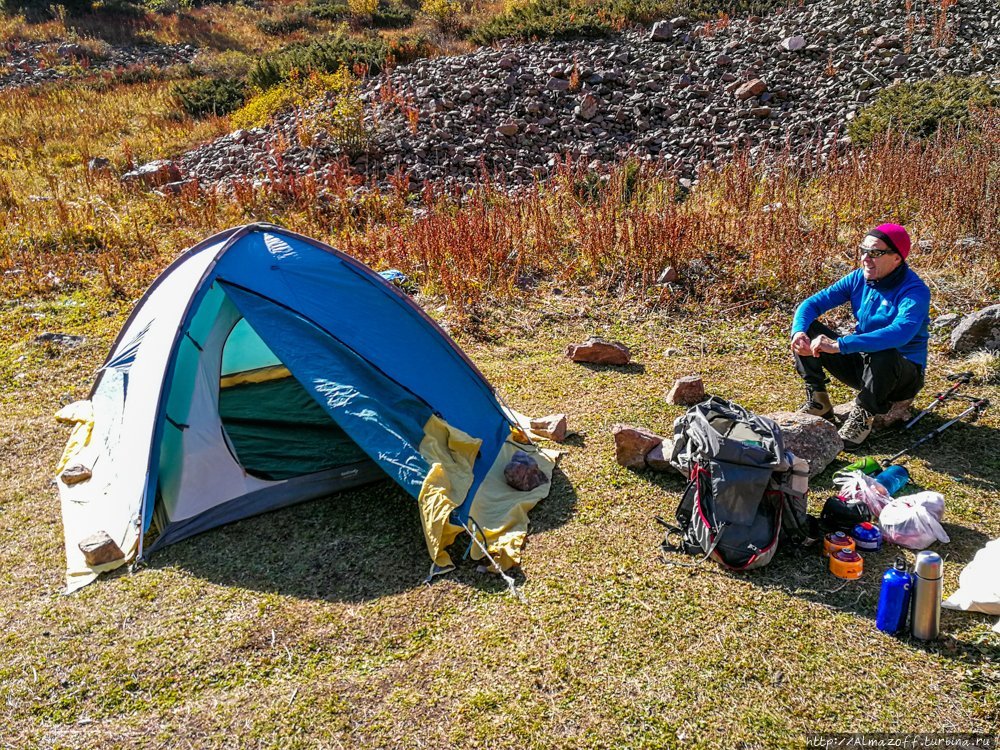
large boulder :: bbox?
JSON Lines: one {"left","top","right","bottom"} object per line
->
{"left": 566, "top": 336, "right": 631, "bottom": 365}
{"left": 950, "top": 305, "right": 1000, "bottom": 354}
{"left": 765, "top": 411, "right": 843, "bottom": 477}
{"left": 612, "top": 424, "right": 663, "bottom": 469}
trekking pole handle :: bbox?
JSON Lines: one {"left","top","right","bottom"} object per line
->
{"left": 903, "top": 376, "right": 972, "bottom": 430}
{"left": 885, "top": 399, "right": 987, "bottom": 466}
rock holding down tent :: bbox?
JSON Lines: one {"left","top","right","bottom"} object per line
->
{"left": 765, "top": 411, "right": 842, "bottom": 477}
{"left": 78, "top": 531, "right": 125, "bottom": 567}
{"left": 612, "top": 424, "right": 663, "bottom": 469}
{"left": 504, "top": 450, "right": 549, "bottom": 491}
{"left": 60, "top": 463, "right": 92, "bottom": 485}
{"left": 529, "top": 413, "right": 568, "bottom": 442}
{"left": 666, "top": 375, "right": 705, "bottom": 405}
{"left": 950, "top": 305, "right": 1000, "bottom": 354}
{"left": 566, "top": 336, "right": 631, "bottom": 365}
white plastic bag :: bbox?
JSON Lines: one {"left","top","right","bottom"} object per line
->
{"left": 879, "top": 491, "right": 950, "bottom": 549}
{"left": 833, "top": 470, "right": 892, "bottom": 517}
{"left": 942, "top": 539, "right": 1000, "bottom": 616}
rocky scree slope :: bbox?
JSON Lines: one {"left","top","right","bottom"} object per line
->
{"left": 0, "top": 41, "right": 196, "bottom": 91}
{"left": 180, "top": 0, "right": 998, "bottom": 191}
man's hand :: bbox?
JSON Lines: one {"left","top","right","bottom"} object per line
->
{"left": 791, "top": 332, "right": 812, "bottom": 356}
{"left": 810, "top": 334, "right": 840, "bottom": 356}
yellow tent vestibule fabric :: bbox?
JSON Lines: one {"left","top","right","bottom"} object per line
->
{"left": 416, "top": 415, "right": 557, "bottom": 574}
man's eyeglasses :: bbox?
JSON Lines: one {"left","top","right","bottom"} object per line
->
{"left": 857, "top": 245, "right": 896, "bottom": 259}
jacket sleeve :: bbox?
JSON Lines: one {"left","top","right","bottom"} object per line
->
{"left": 838, "top": 283, "right": 930, "bottom": 355}
{"left": 791, "top": 273, "right": 856, "bottom": 336}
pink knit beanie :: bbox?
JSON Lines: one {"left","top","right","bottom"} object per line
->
{"left": 866, "top": 223, "right": 911, "bottom": 260}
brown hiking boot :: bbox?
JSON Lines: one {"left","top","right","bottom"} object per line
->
{"left": 798, "top": 389, "right": 834, "bottom": 420}
{"left": 839, "top": 404, "right": 875, "bottom": 449}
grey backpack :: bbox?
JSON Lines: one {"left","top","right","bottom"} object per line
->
{"left": 661, "top": 397, "right": 815, "bottom": 570}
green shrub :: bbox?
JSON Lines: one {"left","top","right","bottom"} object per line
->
{"left": 848, "top": 76, "right": 1000, "bottom": 146}
{"left": 247, "top": 33, "right": 387, "bottom": 91}
{"left": 256, "top": 10, "right": 315, "bottom": 35}
{"left": 304, "top": 0, "right": 413, "bottom": 26}
{"left": 386, "top": 33, "right": 435, "bottom": 64}
{"left": 470, "top": 0, "right": 610, "bottom": 44}
{"left": 306, "top": 0, "right": 352, "bottom": 21}
{"left": 192, "top": 49, "right": 254, "bottom": 80}
{"left": 171, "top": 76, "right": 247, "bottom": 118}
{"left": 372, "top": 0, "right": 414, "bottom": 28}
{"left": 0, "top": 0, "right": 92, "bottom": 16}
{"left": 230, "top": 81, "right": 301, "bottom": 130}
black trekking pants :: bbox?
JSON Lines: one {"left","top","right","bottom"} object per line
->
{"left": 794, "top": 320, "right": 925, "bottom": 415}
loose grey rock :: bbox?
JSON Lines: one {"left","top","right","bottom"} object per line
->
{"left": 666, "top": 375, "right": 706, "bottom": 406}
{"left": 656, "top": 266, "right": 678, "bottom": 284}
{"left": 577, "top": 93, "right": 599, "bottom": 121}
{"left": 566, "top": 336, "right": 631, "bottom": 365}
{"left": 645, "top": 440, "right": 682, "bottom": 473}
{"left": 765, "top": 411, "right": 843, "bottom": 477}
{"left": 930, "top": 313, "right": 960, "bottom": 331}
{"left": 34, "top": 332, "right": 85, "bottom": 347}
{"left": 780, "top": 35, "right": 807, "bottom": 52}
{"left": 612, "top": 424, "right": 663, "bottom": 469}
{"left": 734, "top": 79, "right": 767, "bottom": 101}
{"left": 950, "top": 305, "right": 1000, "bottom": 354}
{"left": 650, "top": 20, "right": 674, "bottom": 42}
{"left": 121, "top": 160, "right": 182, "bottom": 189}
{"left": 529, "top": 413, "right": 568, "bottom": 442}
{"left": 87, "top": 157, "right": 111, "bottom": 173}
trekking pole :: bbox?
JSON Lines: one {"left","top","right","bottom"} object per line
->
{"left": 882, "top": 397, "right": 990, "bottom": 468}
{"left": 903, "top": 371, "right": 974, "bottom": 431}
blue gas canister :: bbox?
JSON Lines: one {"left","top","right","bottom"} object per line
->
{"left": 876, "top": 558, "right": 912, "bottom": 634}
{"left": 874, "top": 465, "right": 910, "bottom": 497}
{"left": 851, "top": 521, "right": 882, "bottom": 551}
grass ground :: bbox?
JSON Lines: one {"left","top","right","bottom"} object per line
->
{"left": 1, "top": 1, "right": 997, "bottom": 744}
{"left": 1, "top": 290, "right": 997, "bottom": 748}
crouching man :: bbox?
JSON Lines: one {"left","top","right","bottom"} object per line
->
{"left": 791, "top": 223, "right": 931, "bottom": 449}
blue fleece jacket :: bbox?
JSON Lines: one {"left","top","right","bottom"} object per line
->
{"left": 791, "top": 264, "right": 931, "bottom": 367}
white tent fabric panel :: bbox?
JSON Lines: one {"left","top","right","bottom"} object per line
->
{"left": 158, "top": 294, "right": 275, "bottom": 523}
{"left": 58, "top": 244, "right": 222, "bottom": 591}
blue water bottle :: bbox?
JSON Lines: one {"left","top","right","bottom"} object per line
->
{"left": 874, "top": 465, "right": 910, "bottom": 497}
{"left": 876, "top": 558, "right": 912, "bottom": 634}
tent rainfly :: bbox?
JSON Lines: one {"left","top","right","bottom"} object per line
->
{"left": 55, "top": 224, "right": 556, "bottom": 592}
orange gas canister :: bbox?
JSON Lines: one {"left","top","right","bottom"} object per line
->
{"left": 830, "top": 549, "right": 864, "bottom": 580}
{"left": 823, "top": 531, "right": 856, "bottom": 558}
